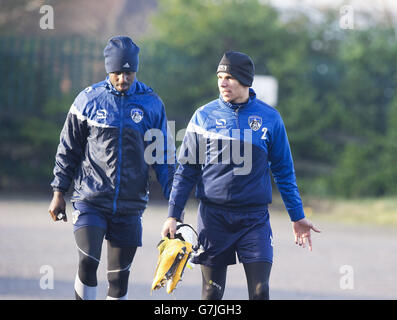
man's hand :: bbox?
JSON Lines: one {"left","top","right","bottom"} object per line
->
{"left": 48, "top": 191, "right": 67, "bottom": 222}
{"left": 292, "top": 218, "right": 321, "bottom": 251}
{"left": 161, "top": 217, "right": 177, "bottom": 239}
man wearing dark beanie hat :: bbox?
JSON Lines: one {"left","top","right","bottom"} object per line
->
{"left": 49, "top": 35, "right": 176, "bottom": 300}
{"left": 162, "top": 51, "right": 320, "bottom": 300}
{"left": 104, "top": 36, "right": 140, "bottom": 73}
{"left": 103, "top": 36, "right": 140, "bottom": 92}
{"left": 217, "top": 51, "right": 255, "bottom": 87}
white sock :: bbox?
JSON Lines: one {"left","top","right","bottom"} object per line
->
{"left": 74, "top": 273, "right": 97, "bottom": 300}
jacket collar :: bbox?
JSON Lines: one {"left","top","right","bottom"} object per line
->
{"left": 105, "top": 76, "right": 137, "bottom": 96}
{"left": 218, "top": 88, "right": 257, "bottom": 111}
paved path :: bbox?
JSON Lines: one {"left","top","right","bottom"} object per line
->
{"left": 1, "top": 197, "right": 396, "bottom": 300}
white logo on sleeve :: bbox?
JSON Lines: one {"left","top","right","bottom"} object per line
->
{"left": 215, "top": 118, "right": 227, "bottom": 128}
{"left": 96, "top": 109, "right": 108, "bottom": 119}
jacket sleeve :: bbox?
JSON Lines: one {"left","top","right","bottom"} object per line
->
{"left": 50, "top": 101, "right": 88, "bottom": 194}
{"left": 168, "top": 111, "right": 204, "bottom": 221}
{"left": 150, "top": 102, "right": 177, "bottom": 200}
{"left": 268, "top": 113, "right": 305, "bottom": 222}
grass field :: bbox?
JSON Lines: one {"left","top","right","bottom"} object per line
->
{"left": 183, "top": 194, "right": 397, "bottom": 228}
{"left": 270, "top": 195, "right": 397, "bottom": 228}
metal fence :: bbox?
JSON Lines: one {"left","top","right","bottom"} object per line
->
{"left": 0, "top": 36, "right": 108, "bottom": 191}
{"left": 0, "top": 36, "right": 106, "bottom": 114}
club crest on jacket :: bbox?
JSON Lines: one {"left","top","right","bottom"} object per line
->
{"left": 248, "top": 115, "right": 262, "bottom": 131}
{"left": 131, "top": 108, "right": 144, "bottom": 123}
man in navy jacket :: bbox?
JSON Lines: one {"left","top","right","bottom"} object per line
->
{"left": 49, "top": 36, "right": 175, "bottom": 300}
{"left": 161, "top": 51, "right": 320, "bottom": 300}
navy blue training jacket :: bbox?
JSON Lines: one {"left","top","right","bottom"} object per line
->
{"left": 51, "top": 77, "right": 176, "bottom": 215}
{"left": 168, "top": 89, "right": 305, "bottom": 222}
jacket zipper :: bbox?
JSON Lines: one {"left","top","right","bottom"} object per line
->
{"left": 234, "top": 107, "right": 240, "bottom": 129}
{"left": 113, "top": 93, "right": 124, "bottom": 214}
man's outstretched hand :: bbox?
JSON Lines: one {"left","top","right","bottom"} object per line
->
{"left": 292, "top": 218, "right": 321, "bottom": 251}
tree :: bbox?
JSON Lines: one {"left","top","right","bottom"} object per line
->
{"left": 140, "top": 0, "right": 312, "bottom": 127}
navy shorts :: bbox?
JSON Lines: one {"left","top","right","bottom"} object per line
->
{"left": 192, "top": 202, "right": 273, "bottom": 267}
{"left": 72, "top": 201, "right": 143, "bottom": 248}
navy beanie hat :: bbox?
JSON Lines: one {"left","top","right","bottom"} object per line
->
{"left": 104, "top": 36, "right": 140, "bottom": 73}
{"left": 217, "top": 51, "right": 255, "bottom": 87}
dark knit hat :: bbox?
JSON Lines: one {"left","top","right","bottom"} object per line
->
{"left": 217, "top": 51, "right": 255, "bottom": 87}
{"left": 104, "top": 36, "right": 140, "bottom": 73}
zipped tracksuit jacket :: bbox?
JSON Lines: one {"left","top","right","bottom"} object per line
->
{"left": 51, "top": 77, "right": 176, "bottom": 215}
{"left": 168, "top": 89, "right": 305, "bottom": 222}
